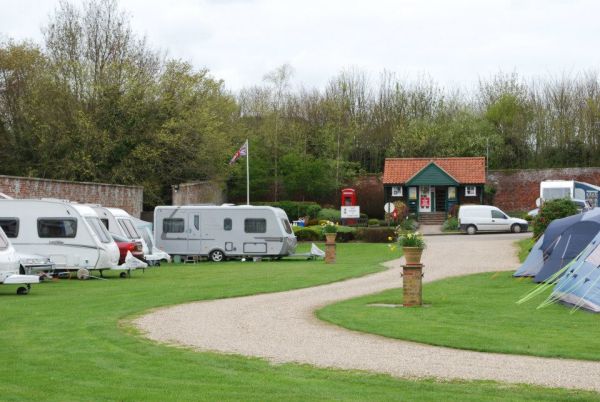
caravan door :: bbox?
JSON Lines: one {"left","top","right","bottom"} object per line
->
{"left": 187, "top": 212, "right": 202, "bottom": 254}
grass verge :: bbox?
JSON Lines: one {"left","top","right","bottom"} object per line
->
{"left": 0, "top": 243, "right": 596, "bottom": 400}
{"left": 518, "top": 237, "right": 536, "bottom": 262}
{"left": 318, "top": 271, "right": 600, "bottom": 361}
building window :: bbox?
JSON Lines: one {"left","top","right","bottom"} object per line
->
{"left": 408, "top": 187, "right": 417, "bottom": 200}
{"left": 391, "top": 186, "right": 403, "bottom": 197}
{"left": 0, "top": 218, "right": 19, "bottom": 238}
{"left": 163, "top": 218, "right": 185, "bottom": 233}
{"left": 465, "top": 186, "right": 477, "bottom": 197}
{"left": 224, "top": 218, "right": 232, "bottom": 231}
{"left": 245, "top": 218, "right": 266, "bottom": 233}
{"left": 447, "top": 187, "right": 456, "bottom": 200}
{"left": 38, "top": 218, "right": 77, "bottom": 238}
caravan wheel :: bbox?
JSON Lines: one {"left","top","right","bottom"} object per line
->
{"left": 209, "top": 250, "right": 225, "bottom": 262}
{"left": 16, "top": 286, "right": 29, "bottom": 295}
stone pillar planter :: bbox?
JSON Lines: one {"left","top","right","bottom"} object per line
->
{"left": 325, "top": 233, "right": 336, "bottom": 263}
{"left": 402, "top": 263, "right": 423, "bottom": 307}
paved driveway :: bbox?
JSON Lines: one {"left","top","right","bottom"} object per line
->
{"left": 134, "top": 233, "right": 600, "bottom": 392}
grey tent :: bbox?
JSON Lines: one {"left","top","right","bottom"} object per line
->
{"left": 535, "top": 209, "right": 600, "bottom": 283}
{"left": 513, "top": 235, "right": 545, "bottom": 277}
{"left": 514, "top": 213, "right": 583, "bottom": 278}
{"left": 551, "top": 231, "right": 600, "bottom": 312}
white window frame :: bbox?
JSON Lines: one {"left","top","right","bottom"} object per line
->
{"left": 465, "top": 186, "right": 477, "bottom": 197}
{"left": 391, "top": 186, "right": 403, "bottom": 197}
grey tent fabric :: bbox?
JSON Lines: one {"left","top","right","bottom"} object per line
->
{"left": 552, "top": 233, "right": 600, "bottom": 313}
{"left": 513, "top": 235, "right": 545, "bottom": 277}
{"left": 535, "top": 217, "right": 600, "bottom": 283}
{"left": 541, "top": 213, "right": 583, "bottom": 251}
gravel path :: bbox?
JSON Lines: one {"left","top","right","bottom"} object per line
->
{"left": 134, "top": 234, "right": 600, "bottom": 392}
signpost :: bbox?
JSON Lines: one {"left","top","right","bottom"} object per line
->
{"left": 341, "top": 206, "right": 360, "bottom": 218}
{"left": 384, "top": 202, "right": 395, "bottom": 214}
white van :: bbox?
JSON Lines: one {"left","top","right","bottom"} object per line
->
{"left": 0, "top": 199, "right": 120, "bottom": 274}
{"left": 154, "top": 205, "right": 297, "bottom": 262}
{"left": 458, "top": 205, "right": 528, "bottom": 235}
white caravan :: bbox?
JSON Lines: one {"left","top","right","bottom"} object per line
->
{"left": 154, "top": 205, "right": 297, "bottom": 262}
{"left": 90, "top": 206, "right": 151, "bottom": 258}
{"left": 0, "top": 226, "right": 39, "bottom": 294}
{"left": 0, "top": 199, "right": 120, "bottom": 274}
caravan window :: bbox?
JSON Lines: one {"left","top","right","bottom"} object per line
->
{"left": 85, "top": 217, "right": 112, "bottom": 243}
{"left": 194, "top": 215, "right": 200, "bottom": 231}
{"left": 0, "top": 230, "right": 8, "bottom": 249}
{"left": 224, "top": 218, "right": 232, "bottom": 231}
{"left": 0, "top": 218, "right": 19, "bottom": 238}
{"left": 542, "top": 187, "right": 570, "bottom": 200}
{"left": 245, "top": 218, "right": 266, "bottom": 233}
{"left": 281, "top": 219, "right": 292, "bottom": 234}
{"left": 100, "top": 218, "right": 109, "bottom": 229}
{"left": 38, "top": 218, "right": 77, "bottom": 238}
{"left": 118, "top": 219, "right": 141, "bottom": 239}
{"left": 163, "top": 218, "right": 185, "bottom": 233}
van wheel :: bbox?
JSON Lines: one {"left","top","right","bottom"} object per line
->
{"left": 511, "top": 224, "right": 522, "bottom": 233}
{"left": 209, "top": 250, "right": 225, "bottom": 262}
{"left": 466, "top": 225, "right": 477, "bottom": 235}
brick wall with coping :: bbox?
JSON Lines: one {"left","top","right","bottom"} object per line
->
{"left": 488, "top": 167, "right": 600, "bottom": 212}
{"left": 172, "top": 180, "right": 225, "bottom": 206}
{"left": 0, "top": 175, "right": 143, "bottom": 217}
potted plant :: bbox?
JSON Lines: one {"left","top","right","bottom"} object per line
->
{"left": 322, "top": 221, "right": 338, "bottom": 243}
{"left": 397, "top": 231, "right": 425, "bottom": 264}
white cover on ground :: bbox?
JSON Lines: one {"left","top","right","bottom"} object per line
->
{"left": 310, "top": 243, "right": 325, "bottom": 258}
{"left": 3, "top": 274, "right": 39, "bottom": 284}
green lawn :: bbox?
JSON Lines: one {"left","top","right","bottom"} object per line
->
{"left": 518, "top": 237, "right": 536, "bottom": 262}
{"left": 318, "top": 271, "right": 600, "bottom": 361}
{"left": 0, "top": 243, "right": 596, "bottom": 401}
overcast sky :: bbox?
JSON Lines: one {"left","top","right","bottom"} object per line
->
{"left": 1, "top": 0, "right": 599, "bottom": 92}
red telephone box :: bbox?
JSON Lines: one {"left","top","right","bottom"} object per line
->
{"left": 341, "top": 188, "right": 357, "bottom": 206}
{"left": 341, "top": 188, "right": 357, "bottom": 225}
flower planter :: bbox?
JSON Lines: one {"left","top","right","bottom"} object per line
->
{"left": 325, "top": 233, "right": 337, "bottom": 243}
{"left": 403, "top": 247, "right": 423, "bottom": 264}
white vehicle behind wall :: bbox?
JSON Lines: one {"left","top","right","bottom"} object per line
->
{"left": 154, "top": 205, "right": 297, "bottom": 262}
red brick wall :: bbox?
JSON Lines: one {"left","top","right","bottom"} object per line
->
{"left": 0, "top": 175, "right": 143, "bottom": 217}
{"left": 488, "top": 167, "right": 600, "bottom": 212}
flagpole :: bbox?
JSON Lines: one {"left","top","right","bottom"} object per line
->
{"left": 246, "top": 139, "right": 250, "bottom": 205}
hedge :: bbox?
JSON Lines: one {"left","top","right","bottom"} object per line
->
{"left": 255, "top": 201, "right": 321, "bottom": 220}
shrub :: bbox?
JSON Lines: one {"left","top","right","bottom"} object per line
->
{"left": 355, "top": 227, "right": 396, "bottom": 243}
{"left": 442, "top": 217, "right": 459, "bottom": 231}
{"left": 335, "top": 225, "right": 356, "bottom": 242}
{"left": 293, "top": 226, "right": 322, "bottom": 241}
{"left": 398, "top": 217, "right": 417, "bottom": 231}
{"left": 533, "top": 198, "right": 579, "bottom": 239}
{"left": 318, "top": 208, "right": 341, "bottom": 223}
{"left": 307, "top": 219, "right": 319, "bottom": 226}
{"left": 256, "top": 201, "right": 321, "bottom": 220}
{"left": 368, "top": 218, "right": 379, "bottom": 226}
{"left": 393, "top": 201, "right": 409, "bottom": 220}
{"left": 448, "top": 204, "right": 459, "bottom": 218}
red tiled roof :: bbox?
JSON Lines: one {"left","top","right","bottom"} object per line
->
{"left": 383, "top": 157, "right": 486, "bottom": 184}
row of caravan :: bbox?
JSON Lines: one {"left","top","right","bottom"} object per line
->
{"left": 0, "top": 201, "right": 299, "bottom": 294}
{"left": 0, "top": 199, "right": 168, "bottom": 293}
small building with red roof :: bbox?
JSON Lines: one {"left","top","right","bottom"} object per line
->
{"left": 383, "top": 157, "right": 486, "bottom": 217}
